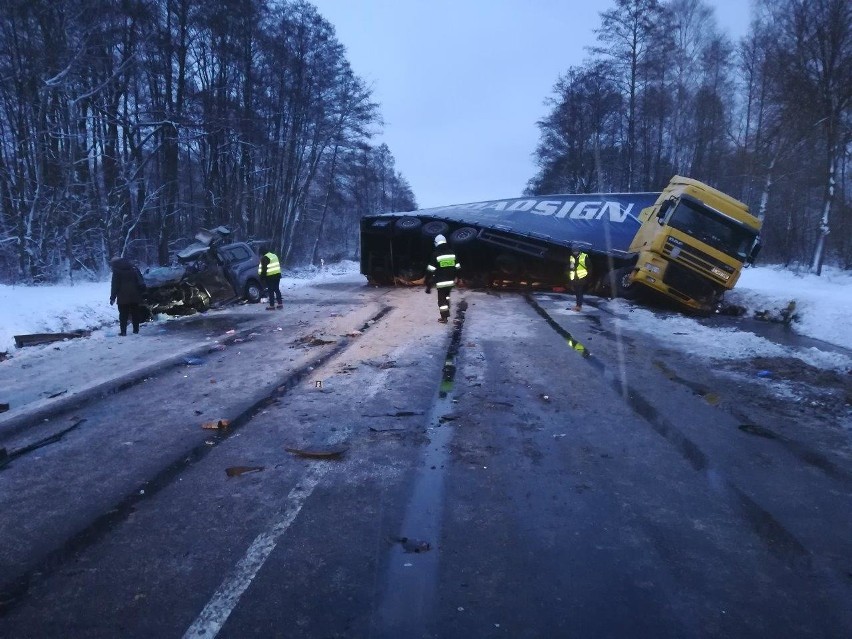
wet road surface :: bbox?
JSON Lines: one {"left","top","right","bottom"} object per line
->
{"left": 0, "top": 284, "right": 850, "bottom": 638}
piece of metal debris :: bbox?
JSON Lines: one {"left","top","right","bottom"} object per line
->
{"left": 226, "top": 465, "right": 264, "bottom": 478}
{"left": 14, "top": 330, "right": 90, "bottom": 348}
{"left": 202, "top": 419, "right": 230, "bottom": 430}
{"left": 285, "top": 445, "right": 348, "bottom": 459}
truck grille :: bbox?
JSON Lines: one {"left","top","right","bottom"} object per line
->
{"left": 663, "top": 262, "right": 716, "bottom": 299}
{"left": 663, "top": 237, "right": 734, "bottom": 283}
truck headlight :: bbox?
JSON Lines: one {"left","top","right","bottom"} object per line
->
{"left": 644, "top": 263, "right": 661, "bottom": 274}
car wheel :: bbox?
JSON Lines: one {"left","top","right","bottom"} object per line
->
{"left": 421, "top": 220, "right": 449, "bottom": 237}
{"left": 395, "top": 216, "right": 422, "bottom": 232}
{"left": 450, "top": 226, "right": 478, "bottom": 245}
{"left": 244, "top": 279, "right": 263, "bottom": 303}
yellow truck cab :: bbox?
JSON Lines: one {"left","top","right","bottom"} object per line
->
{"left": 624, "top": 176, "right": 762, "bottom": 312}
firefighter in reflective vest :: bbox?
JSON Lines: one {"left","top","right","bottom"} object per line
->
{"left": 425, "top": 234, "right": 461, "bottom": 323}
{"left": 258, "top": 246, "right": 282, "bottom": 310}
{"left": 567, "top": 244, "right": 589, "bottom": 312}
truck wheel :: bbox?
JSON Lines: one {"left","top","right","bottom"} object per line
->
{"left": 614, "top": 267, "right": 638, "bottom": 299}
{"left": 421, "top": 220, "right": 449, "bottom": 237}
{"left": 450, "top": 227, "right": 478, "bottom": 245}
{"left": 244, "top": 279, "right": 263, "bottom": 303}
{"left": 395, "top": 216, "right": 421, "bottom": 232}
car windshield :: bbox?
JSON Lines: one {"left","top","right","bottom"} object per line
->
{"left": 667, "top": 198, "right": 756, "bottom": 260}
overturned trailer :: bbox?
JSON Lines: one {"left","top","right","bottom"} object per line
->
{"left": 360, "top": 176, "right": 762, "bottom": 313}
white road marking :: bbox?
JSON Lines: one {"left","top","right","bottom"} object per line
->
{"left": 182, "top": 463, "right": 330, "bottom": 639}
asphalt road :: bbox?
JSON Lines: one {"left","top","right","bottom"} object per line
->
{"left": 0, "top": 281, "right": 850, "bottom": 638}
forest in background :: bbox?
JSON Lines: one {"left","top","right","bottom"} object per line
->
{"left": 1, "top": 0, "right": 849, "bottom": 284}
{"left": 0, "top": 0, "right": 415, "bottom": 283}
{"left": 527, "top": 0, "right": 851, "bottom": 272}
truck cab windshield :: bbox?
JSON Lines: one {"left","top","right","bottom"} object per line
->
{"left": 667, "top": 198, "right": 756, "bottom": 261}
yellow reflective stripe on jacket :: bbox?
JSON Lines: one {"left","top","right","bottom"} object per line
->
{"left": 259, "top": 252, "right": 281, "bottom": 276}
{"left": 568, "top": 253, "right": 588, "bottom": 280}
{"left": 436, "top": 253, "right": 456, "bottom": 268}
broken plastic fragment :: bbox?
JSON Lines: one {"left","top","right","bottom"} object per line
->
{"left": 226, "top": 466, "right": 264, "bottom": 478}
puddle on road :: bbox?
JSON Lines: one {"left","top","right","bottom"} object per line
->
{"left": 373, "top": 301, "right": 467, "bottom": 637}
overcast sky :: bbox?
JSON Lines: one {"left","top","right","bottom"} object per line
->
{"left": 309, "top": 1, "right": 755, "bottom": 209}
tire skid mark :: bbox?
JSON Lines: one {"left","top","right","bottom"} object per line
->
{"left": 0, "top": 306, "right": 394, "bottom": 616}
{"left": 524, "top": 294, "right": 811, "bottom": 565}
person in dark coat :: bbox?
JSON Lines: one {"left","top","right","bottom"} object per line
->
{"left": 425, "top": 234, "right": 461, "bottom": 323}
{"left": 109, "top": 257, "right": 147, "bottom": 336}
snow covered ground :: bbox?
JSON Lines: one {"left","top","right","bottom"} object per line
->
{"left": 1, "top": 262, "right": 850, "bottom": 365}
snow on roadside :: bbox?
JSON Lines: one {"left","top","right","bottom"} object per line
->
{"left": 728, "top": 265, "right": 852, "bottom": 351}
{"left": 0, "top": 261, "right": 849, "bottom": 365}
{"left": 0, "top": 261, "right": 363, "bottom": 356}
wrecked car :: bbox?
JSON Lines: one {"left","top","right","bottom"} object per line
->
{"left": 141, "top": 226, "right": 263, "bottom": 317}
{"left": 360, "top": 175, "right": 762, "bottom": 313}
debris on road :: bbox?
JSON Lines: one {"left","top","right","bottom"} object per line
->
{"left": 756, "top": 370, "right": 772, "bottom": 378}
{"left": 365, "top": 359, "right": 397, "bottom": 369}
{"left": 225, "top": 466, "right": 264, "bottom": 478}
{"left": 392, "top": 537, "right": 431, "bottom": 553}
{"left": 369, "top": 425, "right": 406, "bottom": 433}
{"left": 13, "top": 330, "right": 90, "bottom": 348}
{"left": 285, "top": 445, "right": 348, "bottom": 459}
{"left": 44, "top": 390, "right": 67, "bottom": 399}
{"left": 184, "top": 357, "right": 205, "bottom": 365}
{"left": 202, "top": 419, "right": 230, "bottom": 430}
{"left": 0, "top": 403, "right": 9, "bottom": 413}
{"left": 739, "top": 424, "right": 779, "bottom": 439}
{"left": 366, "top": 410, "right": 423, "bottom": 418}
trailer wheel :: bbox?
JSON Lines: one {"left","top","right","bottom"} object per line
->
{"left": 450, "top": 226, "right": 478, "bottom": 245}
{"left": 614, "top": 267, "right": 638, "bottom": 299}
{"left": 395, "top": 216, "right": 422, "bottom": 232}
{"left": 421, "top": 220, "right": 449, "bottom": 237}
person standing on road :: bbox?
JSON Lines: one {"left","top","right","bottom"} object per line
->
{"left": 567, "top": 244, "right": 589, "bottom": 312}
{"left": 425, "top": 234, "right": 461, "bottom": 323}
{"left": 258, "top": 246, "right": 283, "bottom": 310}
{"left": 109, "top": 257, "right": 147, "bottom": 336}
